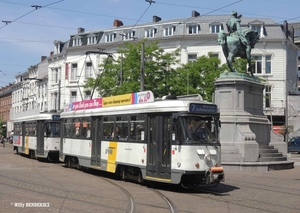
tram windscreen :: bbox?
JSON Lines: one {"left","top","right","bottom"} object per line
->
{"left": 176, "top": 116, "right": 218, "bottom": 144}
{"left": 45, "top": 122, "right": 60, "bottom": 137}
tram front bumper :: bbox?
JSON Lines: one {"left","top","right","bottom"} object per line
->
{"left": 207, "top": 167, "right": 225, "bottom": 183}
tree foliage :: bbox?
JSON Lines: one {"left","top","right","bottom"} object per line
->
{"left": 170, "top": 53, "right": 223, "bottom": 102}
{"left": 84, "top": 40, "right": 225, "bottom": 101}
{"left": 85, "top": 40, "right": 180, "bottom": 98}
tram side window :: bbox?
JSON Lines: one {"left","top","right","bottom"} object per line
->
{"left": 14, "top": 123, "right": 22, "bottom": 135}
{"left": 116, "top": 116, "right": 129, "bottom": 140}
{"left": 103, "top": 117, "right": 114, "bottom": 140}
{"left": 64, "top": 119, "right": 73, "bottom": 137}
{"left": 45, "top": 122, "right": 60, "bottom": 137}
{"left": 74, "top": 118, "right": 81, "bottom": 137}
{"left": 82, "top": 117, "right": 91, "bottom": 138}
{"left": 25, "top": 122, "right": 35, "bottom": 136}
{"left": 130, "top": 115, "right": 145, "bottom": 141}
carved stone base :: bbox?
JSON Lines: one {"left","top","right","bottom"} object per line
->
{"left": 214, "top": 72, "right": 287, "bottom": 163}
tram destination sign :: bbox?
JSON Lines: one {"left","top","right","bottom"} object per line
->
{"left": 189, "top": 103, "right": 217, "bottom": 113}
{"left": 52, "top": 115, "right": 60, "bottom": 120}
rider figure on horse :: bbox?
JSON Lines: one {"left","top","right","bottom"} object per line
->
{"left": 226, "top": 11, "right": 251, "bottom": 60}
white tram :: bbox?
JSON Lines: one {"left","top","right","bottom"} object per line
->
{"left": 13, "top": 113, "right": 61, "bottom": 161}
{"left": 60, "top": 91, "right": 224, "bottom": 187}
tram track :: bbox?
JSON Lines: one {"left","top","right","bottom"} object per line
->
{"left": 148, "top": 188, "right": 177, "bottom": 213}
{"left": 1, "top": 157, "right": 176, "bottom": 212}
{"left": 186, "top": 182, "right": 300, "bottom": 213}
{"left": 2, "top": 153, "right": 177, "bottom": 213}
{"left": 96, "top": 175, "right": 178, "bottom": 213}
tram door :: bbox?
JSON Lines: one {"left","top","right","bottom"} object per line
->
{"left": 91, "top": 116, "right": 102, "bottom": 167}
{"left": 36, "top": 120, "right": 45, "bottom": 155}
{"left": 146, "top": 115, "right": 171, "bottom": 180}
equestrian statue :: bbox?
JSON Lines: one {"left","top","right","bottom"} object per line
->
{"left": 217, "top": 11, "right": 260, "bottom": 76}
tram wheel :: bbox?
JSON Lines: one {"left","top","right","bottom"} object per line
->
{"left": 180, "top": 182, "right": 191, "bottom": 189}
{"left": 67, "top": 158, "right": 71, "bottom": 168}
{"left": 30, "top": 150, "right": 36, "bottom": 159}
{"left": 137, "top": 171, "right": 143, "bottom": 183}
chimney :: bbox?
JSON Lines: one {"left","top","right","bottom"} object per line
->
{"left": 192, "top": 10, "right": 200, "bottom": 17}
{"left": 113, "top": 19, "right": 123, "bottom": 27}
{"left": 78, "top": 27, "right": 85, "bottom": 33}
{"left": 50, "top": 51, "right": 54, "bottom": 56}
{"left": 153, "top": 16, "right": 161, "bottom": 22}
{"left": 282, "top": 21, "right": 288, "bottom": 39}
{"left": 41, "top": 56, "right": 47, "bottom": 62}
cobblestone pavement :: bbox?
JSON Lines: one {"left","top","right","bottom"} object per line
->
{"left": 1, "top": 143, "right": 300, "bottom": 213}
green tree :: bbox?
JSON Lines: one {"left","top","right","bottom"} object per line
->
{"left": 170, "top": 53, "right": 223, "bottom": 102}
{"left": 85, "top": 40, "right": 180, "bottom": 98}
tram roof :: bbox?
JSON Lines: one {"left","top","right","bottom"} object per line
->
{"left": 13, "top": 112, "right": 60, "bottom": 122}
{"left": 60, "top": 99, "right": 217, "bottom": 118}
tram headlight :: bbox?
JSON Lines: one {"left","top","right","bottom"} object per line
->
{"left": 204, "top": 154, "right": 211, "bottom": 162}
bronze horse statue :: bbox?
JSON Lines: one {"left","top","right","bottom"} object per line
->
{"left": 217, "top": 29, "right": 259, "bottom": 76}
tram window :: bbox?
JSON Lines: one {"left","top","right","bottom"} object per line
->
{"left": 103, "top": 117, "right": 114, "bottom": 139}
{"left": 29, "top": 122, "right": 36, "bottom": 136}
{"left": 25, "top": 122, "right": 36, "bottom": 136}
{"left": 74, "top": 118, "right": 81, "bottom": 137}
{"left": 162, "top": 117, "right": 171, "bottom": 166}
{"left": 46, "top": 122, "right": 60, "bottom": 137}
{"left": 116, "top": 116, "right": 129, "bottom": 140}
{"left": 175, "top": 116, "right": 218, "bottom": 144}
{"left": 14, "top": 123, "right": 22, "bottom": 135}
{"left": 130, "top": 115, "right": 145, "bottom": 141}
{"left": 82, "top": 117, "right": 91, "bottom": 138}
{"left": 64, "top": 119, "right": 73, "bottom": 137}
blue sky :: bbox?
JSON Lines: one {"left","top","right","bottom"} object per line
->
{"left": 0, "top": 0, "right": 299, "bottom": 87}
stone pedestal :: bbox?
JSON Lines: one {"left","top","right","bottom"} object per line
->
{"left": 214, "top": 72, "right": 286, "bottom": 163}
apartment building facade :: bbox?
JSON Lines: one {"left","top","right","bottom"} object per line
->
{"left": 6, "top": 11, "right": 299, "bottom": 136}
{"left": 0, "top": 84, "right": 13, "bottom": 137}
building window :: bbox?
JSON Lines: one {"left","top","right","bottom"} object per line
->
{"left": 252, "top": 56, "right": 262, "bottom": 74}
{"left": 187, "top": 54, "right": 197, "bottom": 62}
{"left": 53, "top": 68, "right": 59, "bottom": 84}
{"left": 251, "top": 25, "right": 261, "bottom": 36}
{"left": 73, "top": 38, "right": 82, "bottom": 46}
{"left": 105, "top": 33, "right": 116, "bottom": 42}
{"left": 145, "top": 28, "right": 156, "bottom": 38}
{"left": 70, "top": 91, "right": 77, "bottom": 103}
{"left": 265, "top": 85, "right": 272, "bottom": 108}
{"left": 210, "top": 24, "right": 223, "bottom": 33}
{"left": 71, "top": 64, "right": 77, "bottom": 81}
{"left": 252, "top": 55, "right": 272, "bottom": 75}
{"left": 188, "top": 25, "right": 200, "bottom": 34}
{"left": 85, "top": 62, "right": 93, "bottom": 78}
{"left": 265, "top": 55, "right": 271, "bottom": 74}
{"left": 209, "top": 52, "right": 219, "bottom": 58}
{"left": 294, "top": 28, "right": 300, "bottom": 38}
{"left": 164, "top": 26, "right": 175, "bottom": 36}
{"left": 124, "top": 31, "right": 136, "bottom": 40}
{"left": 87, "top": 36, "right": 98, "bottom": 44}
{"left": 85, "top": 91, "right": 91, "bottom": 100}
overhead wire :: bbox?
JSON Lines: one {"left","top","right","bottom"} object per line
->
{"left": 0, "top": 0, "right": 299, "bottom": 87}
{"left": 0, "top": 0, "right": 64, "bottom": 30}
{"left": 0, "top": 0, "right": 297, "bottom": 45}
